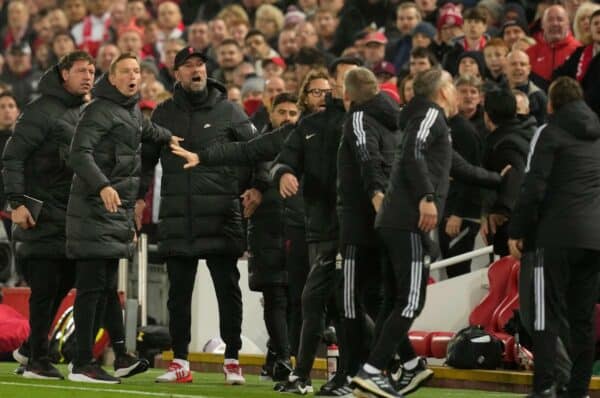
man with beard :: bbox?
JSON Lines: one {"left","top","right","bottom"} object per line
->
{"left": 139, "top": 47, "right": 255, "bottom": 384}
{"left": 66, "top": 54, "right": 177, "bottom": 383}
{"left": 212, "top": 39, "right": 245, "bottom": 86}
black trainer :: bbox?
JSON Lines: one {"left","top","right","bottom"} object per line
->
{"left": 526, "top": 386, "right": 557, "bottom": 398}
{"left": 317, "top": 372, "right": 350, "bottom": 396}
{"left": 351, "top": 369, "right": 403, "bottom": 398}
{"left": 68, "top": 362, "right": 121, "bottom": 384}
{"left": 114, "top": 353, "right": 150, "bottom": 378}
{"left": 317, "top": 378, "right": 354, "bottom": 397}
{"left": 14, "top": 365, "right": 25, "bottom": 376}
{"left": 272, "top": 359, "right": 293, "bottom": 382}
{"left": 274, "top": 372, "right": 314, "bottom": 395}
{"left": 260, "top": 348, "right": 277, "bottom": 381}
{"left": 391, "top": 357, "right": 433, "bottom": 395}
{"left": 23, "top": 358, "right": 64, "bottom": 380}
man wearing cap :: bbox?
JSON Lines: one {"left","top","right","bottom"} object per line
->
{"left": 502, "top": 19, "right": 528, "bottom": 49}
{"left": 139, "top": 47, "right": 256, "bottom": 384}
{"left": 363, "top": 31, "right": 388, "bottom": 68}
{"left": 0, "top": 42, "right": 42, "bottom": 107}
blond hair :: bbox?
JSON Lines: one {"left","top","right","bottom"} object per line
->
{"left": 344, "top": 67, "right": 379, "bottom": 105}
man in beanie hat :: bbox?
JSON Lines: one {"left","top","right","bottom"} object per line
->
{"left": 432, "top": 3, "right": 464, "bottom": 65}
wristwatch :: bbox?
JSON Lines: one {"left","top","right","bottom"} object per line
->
{"left": 423, "top": 194, "right": 435, "bottom": 203}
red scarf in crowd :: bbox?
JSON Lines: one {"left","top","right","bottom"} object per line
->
{"left": 80, "top": 15, "right": 112, "bottom": 58}
{"left": 462, "top": 36, "right": 487, "bottom": 51}
{"left": 576, "top": 44, "right": 595, "bottom": 82}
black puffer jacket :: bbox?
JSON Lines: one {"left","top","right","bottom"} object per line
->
{"left": 2, "top": 66, "right": 85, "bottom": 259}
{"left": 272, "top": 96, "right": 346, "bottom": 243}
{"left": 338, "top": 93, "right": 400, "bottom": 246}
{"left": 199, "top": 122, "right": 302, "bottom": 290}
{"left": 66, "top": 74, "right": 172, "bottom": 260}
{"left": 0, "top": 128, "right": 12, "bottom": 211}
{"left": 141, "top": 80, "right": 255, "bottom": 257}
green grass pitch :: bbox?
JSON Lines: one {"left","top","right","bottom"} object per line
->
{"left": 0, "top": 363, "right": 521, "bottom": 398}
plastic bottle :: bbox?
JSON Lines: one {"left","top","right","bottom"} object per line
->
{"left": 326, "top": 344, "right": 339, "bottom": 380}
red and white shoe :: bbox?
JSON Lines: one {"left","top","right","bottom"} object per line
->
{"left": 155, "top": 359, "right": 192, "bottom": 383}
{"left": 223, "top": 359, "right": 245, "bottom": 385}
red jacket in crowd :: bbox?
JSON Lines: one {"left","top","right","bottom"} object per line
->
{"left": 526, "top": 32, "right": 581, "bottom": 83}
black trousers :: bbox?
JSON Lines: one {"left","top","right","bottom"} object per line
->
{"left": 167, "top": 255, "right": 242, "bottom": 360}
{"left": 340, "top": 244, "right": 381, "bottom": 376}
{"left": 369, "top": 229, "right": 429, "bottom": 370}
{"left": 23, "top": 258, "right": 76, "bottom": 361}
{"left": 519, "top": 251, "right": 572, "bottom": 389}
{"left": 73, "top": 258, "right": 120, "bottom": 366}
{"left": 530, "top": 247, "right": 600, "bottom": 397}
{"left": 285, "top": 226, "right": 310, "bottom": 357}
{"left": 295, "top": 240, "right": 342, "bottom": 379}
{"left": 263, "top": 285, "right": 290, "bottom": 359}
{"left": 439, "top": 219, "right": 478, "bottom": 278}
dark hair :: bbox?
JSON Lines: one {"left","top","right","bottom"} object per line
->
{"left": 245, "top": 29, "right": 265, "bottom": 41}
{"left": 410, "top": 46, "right": 439, "bottom": 67}
{"left": 548, "top": 76, "right": 583, "bottom": 112}
{"left": 272, "top": 92, "right": 298, "bottom": 109}
{"left": 51, "top": 30, "right": 76, "bottom": 45}
{"left": 484, "top": 89, "right": 517, "bottom": 125}
{"left": 328, "top": 56, "right": 363, "bottom": 77}
{"left": 219, "top": 38, "right": 242, "bottom": 50}
{"left": 109, "top": 53, "right": 140, "bottom": 75}
{"left": 0, "top": 91, "right": 18, "bottom": 104}
{"left": 294, "top": 47, "right": 326, "bottom": 67}
{"left": 591, "top": 9, "right": 600, "bottom": 22}
{"left": 58, "top": 50, "right": 95, "bottom": 72}
{"left": 463, "top": 7, "right": 487, "bottom": 23}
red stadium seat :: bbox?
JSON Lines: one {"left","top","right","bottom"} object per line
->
{"left": 493, "top": 262, "right": 520, "bottom": 333}
{"left": 408, "top": 331, "right": 433, "bottom": 357}
{"left": 429, "top": 331, "right": 455, "bottom": 358}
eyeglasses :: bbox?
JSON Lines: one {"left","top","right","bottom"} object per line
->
{"left": 306, "top": 88, "right": 332, "bottom": 97}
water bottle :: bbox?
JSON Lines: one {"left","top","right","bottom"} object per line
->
{"left": 326, "top": 344, "right": 339, "bottom": 380}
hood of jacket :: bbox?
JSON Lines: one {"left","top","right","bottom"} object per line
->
{"left": 92, "top": 73, "right": 140, "bottom": 108}
{"left": 516, "top": 114, "right": 538, "bottom": 140}
{"left": 172, "top": 78, "right": 227, "bottom": 111}
{"left": 38, "top": 65, "right": 86, "bottom": 108}
{"left": 487, "top": 117, "right": 532, "bottom": 156}
{"left": 349, "top": 92, "right": 399, "bottom": 131}
{"left": 552, "top": 100, "right": 600, "bottom": 140}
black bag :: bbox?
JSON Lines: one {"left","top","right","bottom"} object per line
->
{"left": 136, "top": 325, "right": 172, "bottom": 366}
{"left": 446, "top": 326, "right": 504, "bottom": 369}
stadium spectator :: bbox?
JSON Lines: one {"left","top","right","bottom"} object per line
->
{"left": 95, "top": 43, "right": 120, "bottom": 76}
{"left": 2, "top": 1, "right": 35, "bottom": 51}
{"left": 483, "top": 38, "right": 509, "bottom": 83}
{"left": 431, "top": 3, "right": 463, "bottom": 65}
{"left": 241, "top": 76, "right": 265, "bottom": 116}
{"left": 245, "top": 30, "right": 279, "bottom": 75}
{"left": 261, "top": 57, "right": 286, "bottom": 79}
{"left": 501, "top": 19, "right": 528, "bottom": 49}
{"left": 230, "top": 19, "right": 251, "bottom": 49}
{"left": 314, "top": 7, "right": 338, "bottom": 54}
{"left": 526, "top": 5, "right": 581, "bottom": 91}
{"left": 71, "top": 0, "right": 111, "bottom": 58}
{"left": 277, "top": 27, "right": 298, "bottom": 64}
{"left": 232, "top": 61, "right": 257, "bottom": 88}
{"left": 159, "top": 38, "right": 186, "bottom": 92}
{"left": 293, "top": 47, "right": 328, "bottom": 91}
{"left": 186, "top": 21, "right": 210, "bottom": 53}
{"left": 212, "top": 39, "right": 245, "bottom": 87}
{"left": 408, "top": 46, "right": 437, "bottom": 77}
{"left": 505, "top": 50, "right": 548, "bottom": 126}
{"left": 63, "top": 0, "right": 87, "bottom": 27}
{"left": 363, "top": 31, "right": 388, "bottom": 68}
{"left": 443, "top": 7, "right": 489, "bottom": 76}
{"left": 573, "top": 2, "right": 600, "bottom": 45}
{"left": 47, "top": 8, "right": 70, "bottom": 34}
{"left": 295, "top": 20, "right": 319, "bottom": 50}
{"left": 0, "top": 42, "right": 42, "bottom": 108}
{"left": 251, "top": 76, "right": 286, "bottom": 132}
{"left": 386, "top": 2, "right": 422, "bottom": 71}
{"left": 127, "top": 0, "right": 150, "bottom": 24}
{"left": 50, "top": 30, "right": 77, "bottom": 62}
{"left": 399, "top": 74, "right": 415, "bottom": 105}
{"left": 457, "top": 51, "right": 486, "bottom": 78}
{"left": 156, "top": 1, "right": 184, "bottom": 54}
{"left": 456, "top": 74, "right": 486, "bottom": 137}
{"left": 372, "top": 60, "right": 397, "bottom": 85}
{"left": 255, "top": 4, "right": 285, "bottom": 45}
{"left": 116, "top": 25, "right": 144, "bottom": 59}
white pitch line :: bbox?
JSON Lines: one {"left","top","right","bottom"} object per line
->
{"left": 0, "top": 381, "right": 210, "bottom": 398}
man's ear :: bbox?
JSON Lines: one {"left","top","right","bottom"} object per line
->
{"left": 60, "top": 68, "right": 69, "bottom": 82}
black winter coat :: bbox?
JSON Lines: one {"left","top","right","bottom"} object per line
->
{"left": 554, "top": 46, "right": 600, "bottom": 117}
{"left": 2, "top": 66, "right": 85, "bottom": 259}
{"left": 199, "top": 122, "right": 303, "bottom": 290}
{"left": 271, "top": 96, "right": 345, "bottom": 243}
{"left": 509, "top": 100, "right": 600, "bottom": 251}
{"left": 0, "top": 129, "right": 12, "bottom": 211}
{"left": 375, "top": 96, "right": 452, "bottom": 232}
{"left": 66, "top": 75, "right": 172, "bottom": 260}
{"left": 141, "top": 80, "right": 255, "bottom": 258}
{"left": 338, "top": 93, "right": 400, "bottom": 246}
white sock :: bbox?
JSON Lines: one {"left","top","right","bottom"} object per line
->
{"left": 403, "top": 357, "right": 420, "bottom": 370}
{"left": 363, "top": 363, "right": 381, "bottom": 374}
{"left": 173, "top": 358, "right": 189, "bottom": 370}
{"left": 224, "top": 358, "right": 239, "bottom": 366}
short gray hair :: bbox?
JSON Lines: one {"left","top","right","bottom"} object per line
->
{"left": 344, "top": 67, "right": 379, "bottom": 104}
{"left": 413, "top": 68, "right": 448, "bottom": 100}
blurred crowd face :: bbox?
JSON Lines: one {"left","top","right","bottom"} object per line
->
{"left": 263, "top": 77, "right": 285, "bottom": 110}
{"left": 304, "top": 78, "right": 331, "bottom": 112}
{"left": 87, "top": 0, "right": 110, "bottom": 17}
{"left": 316, "top": 10, "right": 337, "bottom": 39}
{"left": 440, "top": 25, "right": 463, "bottom": 44}
{"left": 163, "top": 41, "right": 185, "bottom": 72}
{"left": 458, "top": 57, "right": 480, "bottom": 78}
{"left": 278, "top": 29, "right": 298, "bottom": 59}
{"left": 416, "top": 0, "right": 436, "bottom": 15}
{"left": 228, "top": 86, "right": 242, "bottom": 107}
{"left": 97, "top": 44, "right": 120, "bottom": 74}
{"left": 127, "top": 0, "right": 149, "bottom": 23}
{"left": 364, "top": 42, "right": 385, "bottom": 66}
{"left": 117, "top": 31, "right": 143, "bottom": 56}
{"left": 245, "top": 33, "right": 270, "bottom": 60}
{"left": 295, "top": 21, "right": 319, "bottom": 48}
{"left": 270, "top": 101, "right": 299, "bottom": 128}
{"left": 543, "top": 6, "right": 570, "bottom": 43}
{"left": 505, "top": 50, "right": 531, "bottom": 87}
{"left": 298, "top": 0, "right": 318, "bottom": 13}
{"left": 158, "top": 1, "right": 182, "bottom": 31}
{"left": 396, "top": 6, "right": 421, "bottom": 36}
{"left": 8, "top": 1, "right": 29, "bottom": 30}
{"left": 47, "top": 9, "right": 69, "bottom": 32}
{"left": 409, "top": 55, "right": 432, "bottom": 76}
{"left": 188, "top": 22, "right": 210, "bottom": 50}
{"left": 6, "top": 51, "right": 32, "bottom": 75}
{"left": 63, "top": 0, "right": 87, "bottom": 25}
{"left": 61, "top": 59, "right": 95, "bottom": 96}
{"left": 592, "top": 14, "right": 600, "bottom": 43}
{"left": 110, "top": 0, "right": 128, "bottom": 28}
{"left": 233, "top": 62, "right": 255, "bottom": 87}
{"left": 0, "top": 96, "right": 19, "bottom": 130}
{"left": 217, "top": 43, "right": 244, "bottom": 70}
{"left": 457, "top": 83, "right": 481, "bottom": 117}
{"left": 230, "top": 22, "right": 250, "bottom": 47}
{"left": 209, "top": 19, "right": 229, "bottom": 47}
{"left": 282, "top": 68, "right": 299, "bottom": 93}
{"left": 402, "top": 78, "right": 414, "bottom": 103}
{"left": 484, "top": 45, "right": 508, "bottom": 77}
{"left": 503, "top": 25, "right": 525, "bottom": 48}
{"left": 464, "top": 18, "right": 486, "bottom": 40}
{"left": 255, "top": 13, "right": 279, "bottom": 39}
{"left": 52, "top": 33, "right": 77, "bottom": 59}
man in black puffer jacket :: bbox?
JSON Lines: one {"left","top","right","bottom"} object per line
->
{"left": 67, "top": 54, "right": 175, "bottom": 384}
{"left": 139, "top": 47, "right": 255, "bottom": 385}
{"left": 270, "top": 57, "right": 362, "bottom": 395}
{"left": 2, "top": 52, "right": 95, "bottom": 380}
{"left": 337, "top": 67, "right": 399, "bottom": 386}
{"left": 0, "top": 91, "right": 18, "bottom": 239}
{"left": 172, "top": 92, "right": 303, "bottom": 382}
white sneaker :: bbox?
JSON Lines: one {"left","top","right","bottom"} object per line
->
{"left": 223, "top": 359, "right": 245, "bottom": 385}
{"left": 155, "top": 359, "right": 192, "bottom": 383}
